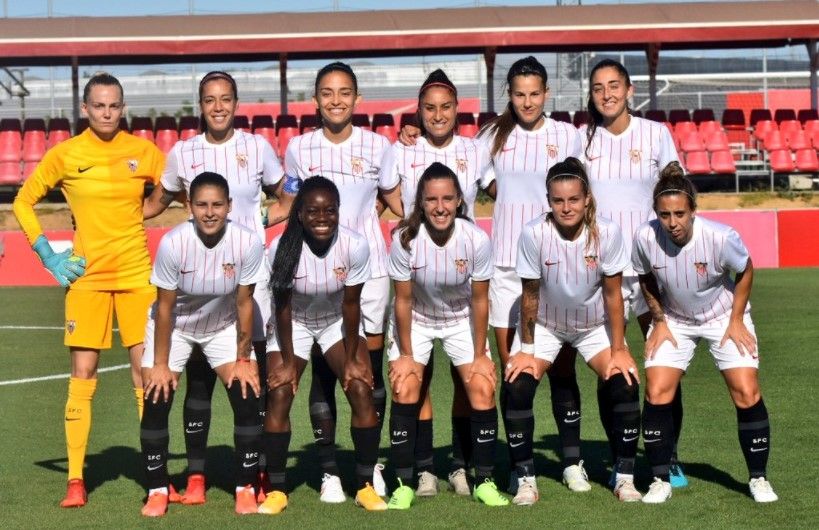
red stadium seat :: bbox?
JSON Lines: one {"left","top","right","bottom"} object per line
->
{"left": 763, "top": 130, "right": 786, "bottom": 152}
{"left": 130, "top": 117, "right": 154, "bottom": 142}
{"left": 400, "top": 113, "right": 419, "bottom": 129}
{"left": 22, "top": 161, "right": 39, "bottom": 180}
{"left": 778, "top": 119, "right": 801, "bottom": 138}
{"left": 674, "top": 121, "right": 697, "bottom": 137}
{"left": 131, "top": 129, "right": 155, "bottom": 142}
{"left": 721, "top": 108, "right": 746, "bottom": 129}
{"left": 811, "top": 130, "right": 819, "bottom": 150}
{"left": 794, "top": 149, "right": 819, "bottom": 172}
{"left": 178, "top": 115, "right": 199, "bottom": 139}
{"left": 797, "top": 109, "right": 819, "bottom": 124}
{"left": 22, "top": 131, "right": 46, "bottom": 163}
{"left": 684, "top": 151, "right": 710, "bottom": 174}
{"left": 251, "top": 115, "right": 274, "bottom": 131}
{"left": 0, "top": 161, "right": 21, "bottom": 184}
{"left": 372, "top": 113, "right": 397, "bottom": 142}
{"left": 155, "top": 129, "right": 179, "bottom": 154}
{"left": 47, "top": 129, "right": 71, "bottom": 148}
{"left": 255, "top": 128, "right": 277, "bottom": 148}
{"left": 803, "top": 119, "right": 819, "bottom": 136}
{"left": 645, "top": 110, "right": 668, "bottom": 123}
{"left": 75, "top": 118, "right": 89, "bottom": 135}
{"left": 457, "top": 112, "right": 477, "bottom": 138}
{"left": 698, "top": 120, "right": 721, "bottom": 138}
{"left": 705, "top": 131, "right": 730, "bottom": 152}
{"left": 710, "top": 150, "right": 736, "bottom": 174}
{"left": 753, "top": 120, "right": 776, "bottom": 143}
{"left": 477, "top": 111, "right": 497, "bottom": 128}
{"left": 749, "top": 108, "right": 772, "bottom": 127}
{"left": 276, "top": 115, "right": 299, "bottom": 156}
{"left": 773, "top": 109, "right": 796, "bottom": 124}
{"left": 0, "top": 118, "right": 22, "bottom": 132}
{"left": 293, "top": 114, "right": 315, "bottom": 134}
{"left": 630, "top": 110, "right": 643, "bottom": 118}
{"left": 549, "top": 111, "right": 570, "bottom": 124}
{"left": 180, "top": 129, "right": 197, "bottom": 140}
{"left": 680, "top": 131, "right": 705, "bottom": 153}
{"left": 352, "top": 114, "right": 371, "bottom": 131}
{"left": 787, "top": 130, "right": 811, "bottom": 151}
{"left": 233, "top": 115, "right": 250, "bottom": 132}
{"left": 668, "top": 109, "right": 691, "bottom": 125}
{"left": 0, "top": 135, "right": 21, "bottom": 163}
{"left": 692, "top": 108, "right": 715, "bottom": 124}
{"left": 573, "top": 110, "right": 590, "bottom": 128}
{"left": 768, "top": 149, "right": 794, "bottom": 173}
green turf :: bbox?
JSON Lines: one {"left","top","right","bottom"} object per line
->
{"left": 1, "top": 269, "right": 818, "bottom": 528}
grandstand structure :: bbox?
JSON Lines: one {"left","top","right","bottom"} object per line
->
{"left": 0, "top": 1, "right": 817, "bottom": 189}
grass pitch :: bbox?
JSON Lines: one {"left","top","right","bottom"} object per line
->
{"left": 1, "top": 268, "right": 818, "bottom": 528}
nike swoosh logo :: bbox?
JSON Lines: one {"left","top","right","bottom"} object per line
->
{"left": 190, "top": 163, "right": 205, "bottom": 169}
{"left": 545, "top": 261, "right": 560, "bottom": 266}
{"left": 185, "top": 428, "right": 203, "bottom": 434}
{"left": 391, "top": 439, "right": 409, "bottom": 445}
{"left": 652, "top": 265, "right": 667, "bottom": 270}
{"left": 147, "top": 463, "right": 163, "bottom": 471}
{"left": 501, "top": 147, "right": 514, "bottom": 152}
{"left": 180, "top": 270, "right": 195, "bottom": 274}
{"left": 410, "top": 266, "right": 425, "bottom": 270}
{"left": 750, "top": 447, "right": 768, "bottom": 453}
{"left": 643, "top": 438, "right": 660, "bottom": 444}
{"left": 477, "top": 438, "right": 493, "bottom": 444}
{"left": 587, "top": 155, "right": 601, "bottom": 161}
{"left": 243, "top": 461, "right": 259, "bottom": 468}
{"left": 65, "top": 417, "right": 80, "bottom": 422}
{"left": 78, "top": 166, "right": 94, "bottom": 173}
{"left": 563, "top": 417, "right": 580, "bottom": 424}
{"left": 622, "top": 435, "right": 639, "bottom": 442}
{"left": 509, "top": 441, "right": 525, "bottom": 448}
{"left": 293, "top": 275, "right": 307, "bottom": 280}
{"left": 410, "top": 163, "right": 426, "bottom": 168}
{"left": 308, "top": 165, "right": 321, "bottom": 172}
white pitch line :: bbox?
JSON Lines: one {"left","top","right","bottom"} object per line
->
{"left": 0, "top": 325, "right": 119, "bottom": 331}
{"left": 0, "top": 364, "right": 130, "bottom": 386}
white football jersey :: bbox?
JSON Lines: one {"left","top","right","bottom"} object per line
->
{"left": 285, "top": 127, "right": 394, "bottom": 278}
{"left": 389, "top": 218, "right": 493, "bottom": 326}
{"left": 380, "top": 135, "right": 495, "bottom": 220}
{"left": 151, "top": 221, "right": 264, "bottom": 337}
{"left": 631, "top": 216, "right": 751, "bottom": 325}
{"left": 268, "top": 225, "right": 371, "bottom": 330}
{"left": 160, "top": 130, "right": 285, "bottom": 245}
{"left": 580, "top": 117, "right": 678, "bottom": 268}
{"left": 516, "top": 215, "right": 628, "bottom": 332}
{"left": 486, "top": 119, "right": 584, "bottom": 267}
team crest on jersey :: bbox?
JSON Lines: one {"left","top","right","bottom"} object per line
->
{"left": 333, "top": 266, "right": 348, "bottom": 282}
{"left": 350, "top": 157, "right": 364, "bottom": 175}
{"left": 223, "top": 263, "right": 235, "bottom": 279}
{"left": 546, "top": 144, "right": 559, "bottom": 159}
{"left": 694, "top": 262, "right": 708, "bottom": 277}
{"left": 584, "top": 255, "right": 598, "bottom": 270}
{"left": 454, "top": 258, "right": 469, "bottom": 274}
{"left": 236, "top": 153, "right": 248, "bottom": 168}
{"left": 455, "top": 158, "right": 468, "bottom": 172}
{"left": 629, "top": 149, "right": 642, "bottom": 164}
{"left": 65, "top": 319, "right": 76, "bottom": 334}
{"left": 127, "top": 159, "right": 138, "bottom": 172}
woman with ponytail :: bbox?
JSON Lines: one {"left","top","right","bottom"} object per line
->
{"left": 634, "top": 163, "right": 777, "bottom": 504}
{"left": 503, "top": 157, "right": 640, "bottom": 505}
{"left": 259, "top": 176, "right": 387, "bottom": 513}
{"left": 380, "top": 68, "right": 496, "bottom": 497}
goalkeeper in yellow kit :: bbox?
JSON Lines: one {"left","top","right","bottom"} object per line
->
{"left": 13, "top": 73, "right": 165, "bottom": 508}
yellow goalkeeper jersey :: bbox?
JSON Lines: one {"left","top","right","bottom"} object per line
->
{"left": 13, "top": 128, "right": 165, "bottom": 290}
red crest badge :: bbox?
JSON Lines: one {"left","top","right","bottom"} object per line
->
{"left": 454, "top": 258, "right": 469, "bottom": 274}
{"left": 350, "top": 157, "right": 364, "bottom": 175}
{"left": 546, "top": 144, "right": 559, "bottom": 159}
{"left": 629, "top": 149, "right": 642, "bottom": 164}
{"left": 236, "top": 153, "right": 248, "bottom": 168}
{"left": 584, "top": 255, "right": 598, "bottom": 270}
{"left": 66, "top": 319, "right": 76, "bottom": 334}
{"left": 694, "top": 262, "right": 708, "bottom": 277}
{"left": 127, "top": 159, "right": 138, "bottom": 172}
{"left": 334, "top": 266, "right": 348, "bottom": 282}
{"left": 455, "top": 158, "right": 468, "bottom": 172}
{"left": 222, "top": 263, "right": 235, "bottom": 279}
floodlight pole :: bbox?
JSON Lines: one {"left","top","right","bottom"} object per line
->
{"left": 279, "top": 53, "right": 288, "bottom": 116}
{"left": 484, "top": 47, "right": 496, "bottom": 113}
{"left": 71, "top": 56, "right": 79, "bottom": 128}
{"left": 646, "top": 43, "right": 660, "bottom": 111}
{"left": 809, "top": 40, "right": 818, "bottom": 111}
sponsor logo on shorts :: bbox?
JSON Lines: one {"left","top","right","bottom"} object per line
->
{"left": 127, "top": 159, "right": 139, "bottom": 172}
{"left": 629, "top": 149, "right": 642, "bottom": 164}
{"left": 584, "top": 255, "right": 598, "bottom": 270}
{"left": 236, "top": 153, "right": 248, "bottom": 168}
{"left": 455, "top": 158, "right": 468, "bottom": 172}
{"left": 454, "top": 258, "right": 469, "bottom": 274}
{"left": 223, "top": 263, "right": 235, "bottom": 279}
{"left": 66, "top": 319, "right": 76, "bottom": 334}
{"left": 694, "top": 261, "right": 708, "bottom": 277}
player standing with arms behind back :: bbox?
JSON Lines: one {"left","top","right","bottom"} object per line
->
{"left": 633, "top": 164, "right": 777, "bottom": 504}
{"left": 143, "top": 71, "right": 294, "bottom": 503}
{"left": 13, "top": 73, "right": 165, "bottom": 508}
{"left": 284, "top": 61, "right": 400, "bottom": 501}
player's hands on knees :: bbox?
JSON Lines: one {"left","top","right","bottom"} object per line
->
{"left": 228, "top": 360, "right": 261, "bottom": 399}
{"left": 606, "top": 345, "right": 640, "bottom": 386}
{"left": 465, "top": 354, "right": 497, "bottom": 388}
{"left": 342, "top": 356, "right": 373, "bottom": 392}
{"left": 398, "top": 125, "right": 421, "bottom": 146}
{"left": 144, "top": 364, "right": 177, "bottom": 403}
{"left": 388, "top": 354, "right": 422, "bottom": 396}
{"left": 504, "top": 353, "right": 547, "bottom": 383}
{"left": 267, "top": 361, "right": 299, "bottom": 396}
{"left": 644, "top": 320, "right": 677, "bottom": 360}
{"left": 721, "top": 318, "right": 758, "bottom": 358}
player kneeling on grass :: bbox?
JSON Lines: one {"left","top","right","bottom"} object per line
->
{"left": 505, "top": 157, "right": 642, "bottom": 505}
{"left": 634, "top": 163, "right": 778, "bottom": 504}
{"left": 139, "top": 172, "right": 264, "bottom": 517}
{"left": 261, "top": 176, "right": 386, "bottom": 513}
{"left": 386, "top": 162, "right": 507, "bottom": 509}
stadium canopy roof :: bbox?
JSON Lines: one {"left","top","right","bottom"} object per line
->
{"left": 0, "top": 1, "right": 816, "bottom": 65}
